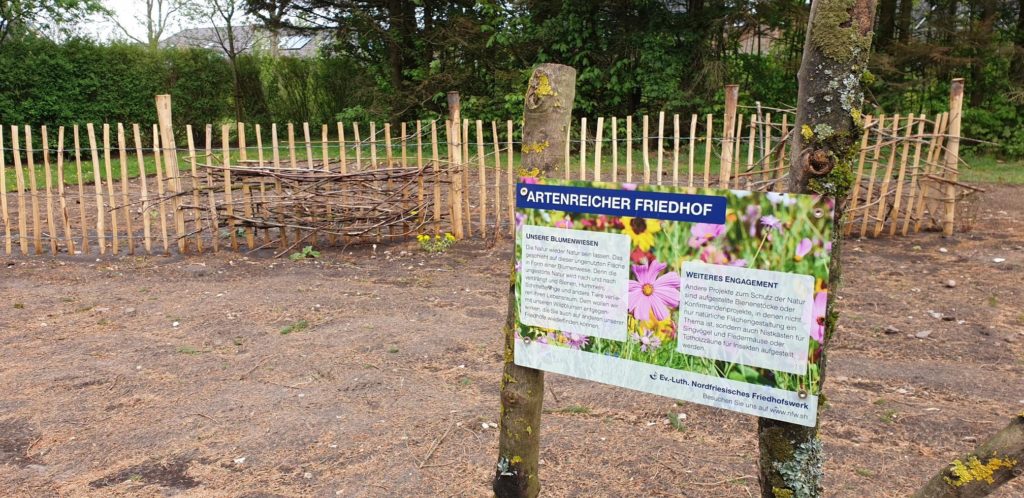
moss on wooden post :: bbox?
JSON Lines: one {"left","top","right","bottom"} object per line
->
{"left": 493, "top": 63, "right": 576, "bottom": 498}
{"left": 759, "top": 0, "right": 877, "bottom": 496}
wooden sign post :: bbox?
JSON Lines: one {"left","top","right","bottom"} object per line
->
{"left": 494, "top": 63, "right": 576, "bottom": 498}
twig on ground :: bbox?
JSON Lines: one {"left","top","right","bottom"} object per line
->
{"left": 240, "top": 355, "right": 275, "bottom": 380}
{"left": 260, "top": 379, "right": 311, "bottom": 389}
{"left": 685, "top": 475, "right": 757, "bottom": 486}
{"left": 192, "top": 412, "right": 219, "bottom": 423}
{"left": 418, "top": 417, "right": 456, "bottom": 469}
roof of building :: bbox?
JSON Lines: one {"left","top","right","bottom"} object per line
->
{"left": 161, "top": 25, "right": 325, "bottom": 58}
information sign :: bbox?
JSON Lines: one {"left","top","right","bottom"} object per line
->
{"left": 514, "top": 179, "right": 834, "bottom": 427}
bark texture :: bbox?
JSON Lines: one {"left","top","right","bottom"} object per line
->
{"left": 759, "top": 0, "right": 877, "bottom": 496}
{"left": 493, "top": 63, "right": 576, "bottom": 498}
{"left": 912, "top": 414, "right": 1024, "bottom": 497}
{"left": 520, "top": 64, "right": 577, "bottom": 176}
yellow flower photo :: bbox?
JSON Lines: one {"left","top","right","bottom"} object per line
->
{"left": 621, "top": 216, "right": 661, "bottom": 251}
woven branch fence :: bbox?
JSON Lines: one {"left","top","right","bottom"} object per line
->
{"left": 0, "top": 85, "right": 976, "bottom": 258}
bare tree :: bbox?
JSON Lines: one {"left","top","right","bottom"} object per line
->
{"left": 183, "top": 0, "right": 260, "bottom": 123}
{"left": 107, "top": 0, "right": 180, "bottom": 49}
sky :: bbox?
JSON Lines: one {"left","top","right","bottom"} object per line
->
{"left": 81, "top": 0, "right": 245, "bottom": 43}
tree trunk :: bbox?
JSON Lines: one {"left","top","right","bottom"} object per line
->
{"left": 970, "top": 0, "right": 997, "bottom": 106}
{"left": 876, "top": 0, "right": 897, "bottom": 48}
{"left": 758, "top": 0, "right": 877, "bottom": 496}
{"left": 912, "top": 413, "right": 1024, "bottom": 497}
{"left": 1013, "top": 0, "right": 1024, "bottom": 82}
{"left": 897, "top": 0, "right": 912, "bottom": 43}
{"left": 493, "top": 63, "right": 576, "bottom": 498}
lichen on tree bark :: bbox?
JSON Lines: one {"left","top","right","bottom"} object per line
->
{"left": 912, "top": 413, "right": 1024, "bottom": 497}
{"left": 760, "top": 0, "right": 877, "bottom": 496}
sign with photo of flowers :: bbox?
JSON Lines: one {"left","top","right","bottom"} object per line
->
{"left": 514, "top": 178, "right": 834, "bottom": 427}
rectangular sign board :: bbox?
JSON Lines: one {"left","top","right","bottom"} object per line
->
{"left": 514, "top": 178, "right": 834, "bottom": 427}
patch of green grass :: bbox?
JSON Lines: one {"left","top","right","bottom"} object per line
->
{"left": 960, "top": 153, "right": 1024, "bottom": 185}
{"left": 880, "top": 409, "right": 898, "bottom": 424}
{"left": 13, "top": 302, "right": 24, "bottom": 309}
{"left": 387, "top": 346, "right": 399, "bottom": 353}
{"left": 458, "top": 377, "right": 472, "bottom": 386}
{"left": 279, "top": 319, "right": 309, "bottom": 335}
{"left": 667, "top": 412, "right": 686, "bottom": 432}
{"left": 176, "top": 345, "right": 205, "bottom": 355}
{"left": 558, "top": 404, "right": 590, "bottom": 415}
{"left": 988, "top": 295, "right": 998, "bottom": 307}
{"left": 855, "top": 468, "right": 875, "bottom": 478}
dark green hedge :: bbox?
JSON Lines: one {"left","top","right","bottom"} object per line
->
{"left": 0, "top": 37, "right": 232, "bottom": 128}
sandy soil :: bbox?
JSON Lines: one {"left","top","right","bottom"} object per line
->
{"left": 1, "top": 185, "right": 1022, "bottom": 497}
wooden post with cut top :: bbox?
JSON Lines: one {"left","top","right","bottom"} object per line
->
{"left": 155, "top": 95, "right": 187, "bottom": 253}
{"left": 494, "top": 63, "right": 576, "bottom": 498}
{"left": 942, "top": 78, "right": 964, "bottom": 237}
{"left": 447, "top": 92, "right": 465, "bottom": 239}
{"left": 720, "top": 84, "right": 739, "bottom": 187}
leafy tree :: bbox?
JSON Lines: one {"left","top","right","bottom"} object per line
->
{"left": 0, "top": 0, "right": 105, "bottom": 44}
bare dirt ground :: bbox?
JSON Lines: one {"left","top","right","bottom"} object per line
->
{"left": 1, "top": 185, "right": 1023, "bottom": 498}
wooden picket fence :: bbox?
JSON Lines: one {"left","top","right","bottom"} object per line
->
{"left": 0, "top": 88, "right": 973, "bottom": 257}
